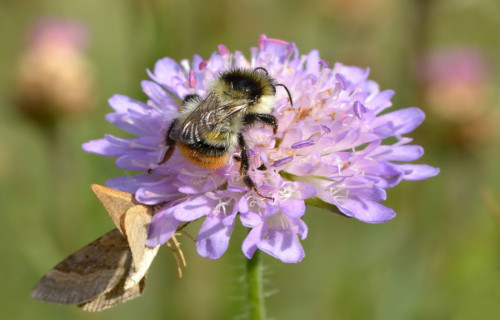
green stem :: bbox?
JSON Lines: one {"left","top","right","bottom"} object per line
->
{"left": 247, "top": 250, "right": 266, "bottom": 320}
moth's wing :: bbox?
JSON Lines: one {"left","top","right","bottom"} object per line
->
{"left": 122, "top": 205, "right": 160, "bottom": 290}
{"left": 123, "top": 205, "right": 153, "bottom": 265}
{"left": 78, "top": 275, "right": 146, "bottom": 312}
{"left": 91, "top": 184, "right": 137, "bottom": 236}
{"left": 180, "top": 92, "right": 244, "bottom": 144}
{"left": 30, "top": 229, "right": 132, "bottom": 305}
{"left": 81, "top": 205, "right": 158, "bottom": 311}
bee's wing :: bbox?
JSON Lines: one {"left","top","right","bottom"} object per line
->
{"left": 30, "top": 229, "right": 134, "bottom": 305}
{"left": 180, "top": 92, "right": 246, "bottom": 144}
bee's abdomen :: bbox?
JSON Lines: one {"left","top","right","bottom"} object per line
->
{"left": 177, "top": 141, "right": 229, "bottom": 169}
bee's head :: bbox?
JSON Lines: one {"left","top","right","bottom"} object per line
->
{"left": 214, "top": 68, "right": 276, "bottom": 105}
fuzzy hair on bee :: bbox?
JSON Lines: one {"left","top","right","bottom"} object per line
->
{"left": 151, "top": 67, "right": 293, "bottom": 199}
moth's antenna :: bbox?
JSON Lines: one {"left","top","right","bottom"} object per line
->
{"left": 275, "top": 83, "right": 293, "bottom": 106}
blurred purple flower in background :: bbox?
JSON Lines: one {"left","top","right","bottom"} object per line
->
{"left": 84, "top": 35, "right": 438, "bottom": 263}
{"left": 417, "top": 48, "right": 493, "bottom": 123}
{"left": 14, "top": 18, "right": 95, "bottom": 122}
{"left": 417, "top": 48, "right": 498, "bottom": 149}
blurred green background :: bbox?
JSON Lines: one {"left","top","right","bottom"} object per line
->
{"left": 1, "top": 0, "right": 499, "bottom": 319}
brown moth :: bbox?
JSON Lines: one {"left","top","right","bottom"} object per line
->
{"left": 30, "top": 185, "right": 159, "bottom": 312}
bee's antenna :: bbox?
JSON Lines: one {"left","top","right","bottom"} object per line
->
{"left": 253, "top": 67, "right": 293, "bottom": 106}
{"left": 253, "top": 67, "right": 269, "bottom": 75}
{"left": 275, "top": 83, "right": 293, "bottom": 106}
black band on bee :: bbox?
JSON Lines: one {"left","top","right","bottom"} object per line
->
{"left": 190, "top": 140, "right": 228, "bottom": 157}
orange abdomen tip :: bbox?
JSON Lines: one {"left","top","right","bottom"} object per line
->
{"left": 177, "top": 143, "right": 228, "bottom": 170}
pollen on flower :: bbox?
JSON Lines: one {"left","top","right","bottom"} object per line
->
{"left": 296, "top": 107, "right": 312, "bottom": 120}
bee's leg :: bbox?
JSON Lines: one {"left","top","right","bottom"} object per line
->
{"left": 242, "top": 113, "right": 278, "bottom": 134}
{"left": 238, "top": 133, "right": 273, "bottom": 200}
{"left": 157, "top": 94, "right": 199, "bottom": 166}
{"left": 158, "top": 143, "right": 175, "bottom": 165}
{"left": 148, "top": 119, "right": 178, "bottom": 173}
{"left": 159, "top": 119, "right": 179, "bottom": 165}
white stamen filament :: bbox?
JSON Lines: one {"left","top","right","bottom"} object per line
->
{"left": 214, "top": 197, "right": 232, "bottom": 217}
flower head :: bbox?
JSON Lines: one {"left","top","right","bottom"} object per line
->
{"left": 15, "top": 18, "right": 95, "bottom": 122}
{"left": 417, "top": 48, "right": 493, "bottom": 123}
{"left": 83, "top": 35, "right": 438, "bottom": 263}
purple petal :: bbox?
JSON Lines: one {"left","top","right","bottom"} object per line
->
{"left": 240, "top": 210, "right": 264, "bottom": 228}
{"left": 241, "top": 224, "right": 262, "bottom": 259}
{"left": 136, "top": 179, "right": 181, "bottom": 204}
{"left": 105, "top": 113, "right": 154, "bottom": 136}
{"left": 106, "top": 174, "right": 164, "bottom": 194}
{"left": 141, "top": 80, "right": 178, "bottom": 112}
{"left": 108, "top": 95, "right": 148, "bottom": 113}
{"left": 366, "top": 90, "right": 395, "bottom": 114}
{"left": 306, "top": 50, "right": 320, "bottom": 75}
{"left": 148, "top": 57, "right": 189, "bottom": 98}
{"left": 336, "top": 197, "right": 396, "bottom": 223}
{"left": 257, "top": 228, "right": 304, "bottom": 263}
{"left": 196, "top": 214, "right": 236, "bottom": 259}
{"left": 172, "top": 195, "right": 216, "bottom": 221}
{"left": 372, "top": 122, "right": 396, "bottom": 139}
{"left": 362, "top": 162, "right": 404, "bottom": 188}
{"left": 372, "top": 145, "right": 424, "bottom": 162}
{"left": 242, "top": 214, "right": 307, "bottom": 263}
{"left": 280, "top": 200, "right": 306, "bottom": 218}
{"left": 372, "top": 107, "right": 425, "bottom": 137}
{"left": 82, "top": 138, "right": 118, "bottom": 156}
{"left": 296, "top": 218, "right": 308, "bottom": 240}
{"left": 116, "top": 155, "right": 153, "bottom": 171}
{"left": 348, "top": 185, "right": 387, "bottom": 202}
{"left": 259, "top": 34, "right": 295, "bottom": 62}
{"left": 398, "top": 164, "right": 440, "bottom": 180}
{"left": 147, "top": 207, "right": 181, "bottom": 246}
{"left": 339, "top": 65, "right": 370, "bottom": 86}
{"left": 243, "top": 224, "right": 305, "bottom": 263}
{"left": 295, "top": 182, "right": 317, "bottom": 199}
{"left": 218, "top": 44, "right": 230, "bottom": 56}
{"left": 238, "top": 195, "right": 250, "bottom": 214}
{"left": 82, "top": 135, "right": 159, "bottom": 157}
{"left": 285, "top": 152, "right": 321, "bottom": 176}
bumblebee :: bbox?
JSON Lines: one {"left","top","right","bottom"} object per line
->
{"left": 154, "top": 67, "right": 292, "bottom": 199}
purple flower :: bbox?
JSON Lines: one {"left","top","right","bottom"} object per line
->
{"left": 83, "top": 35, "right": 439, "bottom": 263}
